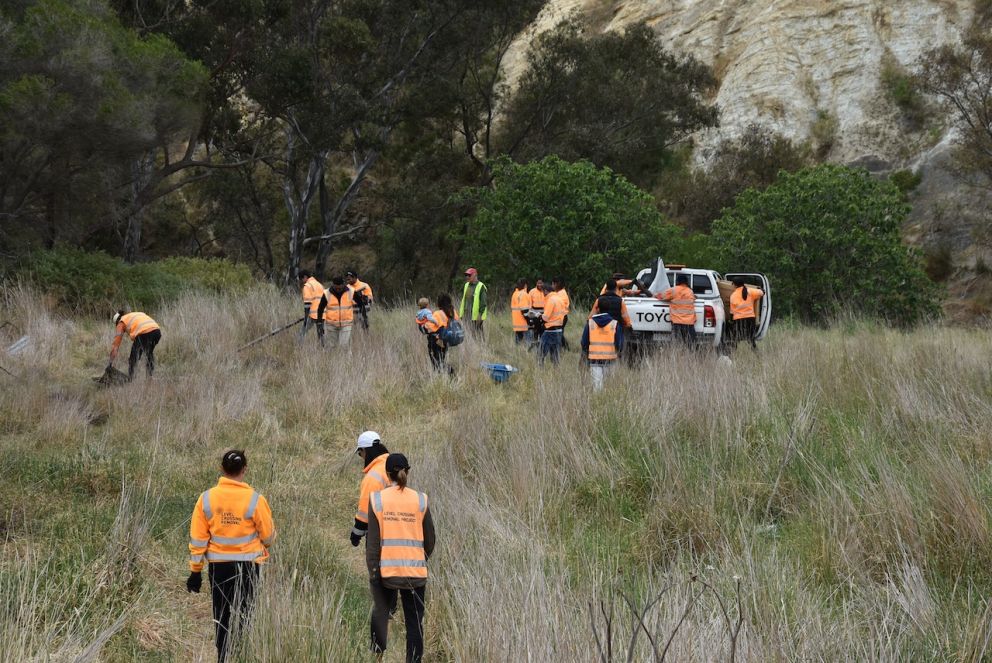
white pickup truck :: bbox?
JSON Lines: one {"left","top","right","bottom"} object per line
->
{"left": 623, "top": 258, "right": 771, "bottom": 350}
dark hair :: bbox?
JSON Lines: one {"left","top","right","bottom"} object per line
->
{"left": 516, "top": 278, "right": 527, "bottom": 289}
{"left": 612, "top": 272, "right": 625, "bottom": 279}
{"left": 299, "top": 269, "right": 312, "bottom": 280}
{"left": 605, "top": 278, "right": 617, "bottom": 292}
{"left": 346, "top": 270, "right": 358, "bottom": 278}
{"left": 392, "top": 467, "right": 409, "bottom": 489}
{"left": 331, "top": 276, "right": 345, "bottom": 286}
{"left": 676, "top": 274, "right": 689, "bottom": 286}
{"left": 437, "top": 293, "right": 455, "bottom": 318}
{"left": 552, "top": 276, "right": 565, "bottom": 288}
{"left": 733, "top": 277, "right": 748, "bottom": 300}
{"left": 222, "top": 449, "right": 247, "bottom": 475}
{"left": 535, "top": 277, "right": 544, "bottom": 284}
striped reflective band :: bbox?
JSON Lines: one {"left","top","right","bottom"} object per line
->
{"left": 589, "top": 341, "right": 613, "bottom": 346}
{"left": 380, "top": 560, "right": 427, "bottom": 568}
{"left": 372, "top": 491, "right": 383, "bottom": 513}
{"left": 206, "top": 551, "right": 263, "bottom": 562}
{"left": 351, "top": 527, "right": 366, "bottom": 537}
{"left": 212, "top": 532, "right": 259, "bottom": 546}
{"left": 382, "top": 538, "right": 424, "bottom": 548}
{"left": 673, "top": 299, "right": 694, "bottom": 305}
{"left": 368, "top": 470, "right": 387, "bottom": 488}
{"left": 245, "top": 491, "right": 260, "bottom": 519}
{"left": 418, "top": 492, "right": 426, "bottom": 513}
{"left": 261, "top": 534, "right": 275, "bottom": 546}
{"left": 201, "top": 490, "right": 213, "bottom": 520}
{"left": 190, "top": 538, "right": 208, "bottom": 548}
{"left": 356, "top": 509, "right": 369, "bottom": 520}
{"left": 190, "top": 554, "right": 204, "bottom": 563}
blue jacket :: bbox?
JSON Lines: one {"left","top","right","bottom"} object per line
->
{"left": 581, "top": 313, "right": 623, "bottom": 361}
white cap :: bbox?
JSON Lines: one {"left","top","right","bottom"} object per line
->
{"left": 112, "top": 312, "right": 123, "bottom": 325}
{"left": 356, "top": 430, "right": 381, "bottom": 451}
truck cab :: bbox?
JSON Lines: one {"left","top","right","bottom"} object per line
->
{"left": 622, "top": 258, "right": 771, "bottom": 350}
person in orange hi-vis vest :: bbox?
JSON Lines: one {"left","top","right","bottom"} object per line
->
{"left": 510, "top": 278, "right": 531, "bottom": 344}
{"left": 540, "top": 277, "right": 567, "bottom": 365}
{"left": 186, "top": 450, "right": 275, "bottom": 663}
{"left": 367, "top": 453, "right": 436, "bottom": 663}
{"left": 316, "top": 276, "right": 355, "bottom": 348}
{"left": 655, "top": 274, "right": 697, "bottom": 347}
{"left": 581, "top": 311, "right": 623, "bottom": 391}
{"left": 346, "top": 270, "right": 374, "bottom": 330}
{"left": 527, "top": 278, "right": 546, "bottom": 343}
{"left": 350, "top": 431, "right": 390, "bottom": 547}
{"left": 729, "top": 277, "right": 764, "bottom": 351}
{"left": 110, "top": 310, "right": 161, "bottom": 378}
{"left": 298, "top": 269, "right": 325, "bottom": 343}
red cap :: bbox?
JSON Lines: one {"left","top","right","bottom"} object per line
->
{"left": 464, "top": 268, "right": 478, "bottom": 276}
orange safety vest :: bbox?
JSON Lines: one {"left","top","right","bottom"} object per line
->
{"left": 542, "top": 292, "right": 566, "bottom": 329}
{"left": 371, "top": 485, "right": 428, "bottom": 579}
{"left": 355, "top": 454, "right": 389, "bottom": 525}
{"left": 587, "top": 319, "right": 618, "bottom": 362}
{"left": 188, "top": 477, "right": 276, "bottom": 572}
{"left": 510, "top": 288, "right": 530, "bottom": 332}
{"left": 424, "top": 309, "right": 456, "bottom": 334}
{"left": 528, "top": 287, "right": 545, "bottom": 310}
{"left": 302, "top": 277, "right": 324, "bottom": 319}
{"left": 323, "top": 289, "right": 355, "bottom": 327}
{"left": 659, "top": 285, "right": 696, "bottom": 325}
{"left": 730, "top": 286, "right": 764, "bottom": 320}
{"left": 350, "top": 280, "right": 373, "bottom": 303}
{"left": 119, "top": 312, "right": 160, "bottom": 339}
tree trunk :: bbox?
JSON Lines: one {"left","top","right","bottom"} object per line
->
{"left": 282, "top": 142, "right": 326, "bottom": 286}
{"left": 314, "top": 149, "right": 380, "bottom": 279}
{"left": 122, "top": 153, "right": 156, "bottom": 264}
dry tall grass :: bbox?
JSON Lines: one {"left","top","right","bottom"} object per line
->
{"left": 2, "top": 285, "right": 992, "bottom": 661}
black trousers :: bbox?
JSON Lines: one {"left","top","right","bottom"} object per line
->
{"left": 128, "top": 329, "right": 161, "bottom": 378}
{"left": 427, "top": 334, "right": 448, "bottom": 372}
{"left": 209, "top": 561, "right": 259, "bottom": 663}
{"left": 672, "top": 323, "right": 697, "bottom": 346}
{"left": 370, "top": 580, "right": 426, "bottom": 663}
{"left": 732, "top": 317, "right": 758, "bottom": 350}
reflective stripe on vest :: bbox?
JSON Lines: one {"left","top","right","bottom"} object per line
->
{"left": 121, "top": 313, "right": 158, "bottom": 340}
{"left": 206, "top": 551, "right": 264, "bottom": 562}
{"left": 460, "top": 281, "right": 487, "bottom": 321}
{"left": 730, "top": 287, "right": 762, "bottom": 320}
{"left": 368, "top": 470, "right": 387, "bottom": 488}
{"left": 666, "top": 286, "right": 696, "bottom": 325}
{"left": 302, "top": 278, "right": 324, "bottom": 318}
{"left": 201, "top": 490, "right": 213, "bottom": 520}
{"left": 190, "top": 538, "right": 208, "bottom": 548}
{"left": 212, "top": 532, "right": 259, "bottom": 546}
{"left": 324, "top": 290, "right": 355, "bottom": 326}
{"left": 587, "top": 320, "right": 618, "bottom": 361}
{"left": 511, "top": 289, "right": 529, "bottom": 331}
{"left": 371, "top": 487, "right": 427, "bottom": 579}
{"left": 245, "top": 491, "right": 260, "bottom": 519}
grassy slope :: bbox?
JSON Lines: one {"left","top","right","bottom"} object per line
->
{"left": 2, "top": 285, "right": 992, "bottom": 661}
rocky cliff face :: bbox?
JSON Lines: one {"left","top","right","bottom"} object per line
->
{"left": 509, "top": 0, "right": 972, "bottom": 161}
{"left": 507, "top": 0, "right": 992, "bottom": 319}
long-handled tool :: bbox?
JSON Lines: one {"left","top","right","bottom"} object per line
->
{"left": 237, "top": 317, "right": 305, "bottom": 352}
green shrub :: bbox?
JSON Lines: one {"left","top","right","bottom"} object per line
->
{"left": 711, "top": 165, "right": 941, "bottom": 325}
{"left": 157, "top": 257, "right": 253, "bottom": 292}
{"left": 14, "top": 248, "right": 254, "bottom": 311}
{"left": 463, "top": 156, "right": 681, "bottom": 301}
{"left": 889, "top": 169, "right": 922, "bottom": 195}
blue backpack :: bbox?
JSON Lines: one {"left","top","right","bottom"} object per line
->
{"left": 440, "top": 319, "right": 465, "bottom": 346}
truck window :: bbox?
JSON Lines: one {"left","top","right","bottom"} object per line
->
{"left": 691, "top": 275, "right": 714, "bottom": 295}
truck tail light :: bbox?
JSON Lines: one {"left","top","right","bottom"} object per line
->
{"left": 704, "top": 305, "right": 715, "bottom": 328}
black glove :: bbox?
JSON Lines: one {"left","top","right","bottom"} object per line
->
{"left": 186, "top": 571, "right": 202, "bottom": 593}
{"left": 350, "top": 531, "right": 362, "bottom": 547}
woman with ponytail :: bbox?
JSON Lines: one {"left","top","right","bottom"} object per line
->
{"left": 729, "top": 277, "right": 764, "bottom": 350}
{"left": 366, "top": 453, "right": 436, "bottom": 662}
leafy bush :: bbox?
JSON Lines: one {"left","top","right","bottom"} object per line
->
{"left": 463, "top": 156, "right": 681, "bottom": 300}
{"left": 711, "top": 165, "right": 941, "bottom": 325}
{"left": 14, "top": 248, "right": 253, "bottom": 311}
